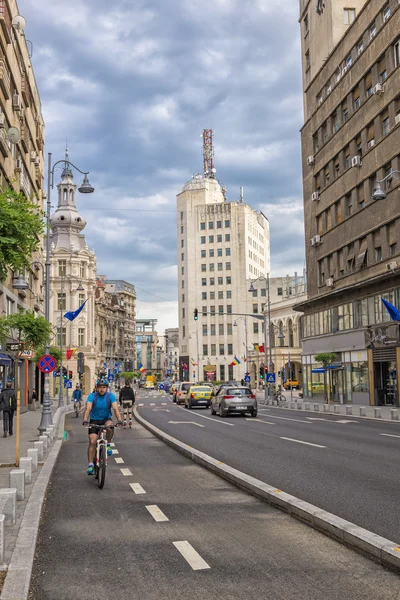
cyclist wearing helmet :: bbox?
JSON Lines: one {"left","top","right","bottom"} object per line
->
{"left": 83, "top": 378, "right": 123, "bottom": 475}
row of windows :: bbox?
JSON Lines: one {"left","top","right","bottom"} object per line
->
{"left": 200, "top": 220, "right": 230, "bottom": 230}
{"left": 201, "top": 248, "right": 231, "bottom": 258}
{"left": 303, "top": 289, "right": 400, "bottom": 338}
{"left": 252, "top": 288, "right": 267, "bottom": 297}
{"left": 201, "top": 291, "right": 232, "bottom": 300}
{"left": 201, "top": 262, "right": 231, "bottom": 272}
{"left": 201, "top": 277, "right": 232, "bottom": 286}
{"left": 202, "top": 323, "right": 233, "bottom": 335}
{"left": 319, "top": 221, "right": 398, "bottom": 285}
{"left": 56, "top": 327, "right": 85, "bottom": 346}
{"left": 314, "top": 3, "right": 398, "bottom": 106}
{"left": 316, "top": 156, "right": 398, "bottom": 236}
{"left": 57, "top": 293, "right": 86, "bottom": 311}
{"left": 201, "top": 305, "right": 233, "bottom": 315}
{"left": 200, "top": 234, "right": 231, "bottom": 244}
{"left": 247, "top": 236, "right": 264, "bottom": 254}
{"left": 314, "top": 98, "right": 400, "bottom": 191}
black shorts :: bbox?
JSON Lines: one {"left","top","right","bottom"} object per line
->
{"left": 122, "top": 400, "right": 133, "bottom": 409}
{"left": 88, "top": 419, "right": 112, "bottom": 436}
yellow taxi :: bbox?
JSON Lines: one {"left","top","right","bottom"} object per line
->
{"left": 184, "top": 385, "right": 212, "bottom": 409}
{"left": 283, "top": 379, "right": 300, "bottom": 390}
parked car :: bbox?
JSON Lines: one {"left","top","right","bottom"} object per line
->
{"left": 171, "top": 381, "right": 180, "bottom": 399}
{"left": 184, "top": 385, "right": 212, "bottom": 409}
{"left": 174, "top": 382, "right": 195, "bottom": 404}
{"left": 283, "top": 379, "right": 300, "bottom": 390}
{"left": 211, "top": 386, "right": 257, "bottom": 417}
{"left": 214, "top": 382, "right": 239, "bottom": 395}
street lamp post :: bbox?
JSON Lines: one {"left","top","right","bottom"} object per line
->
{"left": 38, "top": 152, "right": 94, "bottom": 431}
{"left": 189, "top": 331, "right": 200, "bottom": 381}
{"left": 233, "top": 317, "right": 248, "bottom": 379}
{"left": 248, "top": 274, "right": 272, "bottom": 404}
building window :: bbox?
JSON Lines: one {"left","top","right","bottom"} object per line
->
{"left": 225, "top": 234, "right": 230, "bottom": 242}
{"left": 182, "top": 280, "right": 184, "bottom": 288}
{"left": 277, "top": 287, "right": 283, "bottom": 296}
{"left": 390, "top": 243, "right": 397, "bottom": 256}
{"left": 210, "top": 306, "right": 216, "bottom": 315}
{"left": 200, "top": 222, "right": 205, "bottom": 230}
{"left": 219, "top": 344, "right": 224, "bottom": 356}
{"left": 218, "top": 291, "right": 223, "bottom": 299}
{"left": 58, "top": 260, "right": 66, "bottom": 277}
{"left": 201, "top": 250, "right": 206, "bottom": 258}
{"left": 227, "top": 343, "right": 232, "bottom": 355}
{"left": 180, "top": 211, "right": 183, "bottom": 220}
{"left": 210, "top": 278, "right": 215, "bottom": 285}
{"left": 203, "top": 345, "right": 208, "bottom": 356}
{"left": 180, "top": 226, "right": 184, "bottom": 234}
{"left": 217, "top": 221, "right": 222, "bottom": 228}
{"left": 367, "top": 122, "right": 375, "bottom": 148}
{"left": 369, "top": 22, "right": 376, "bottom": 40}
{"left": 182, "top": 326, "right": 185, "bottom": 338}
{"left": 202, "top": 292, "right": 207, "bottom": 299}
{"left": 181, "top": 240, "right": 184, "bottom": 248}
{"left": 332, "top": 111, "right": 339, "bottom": 132}
{"left": 224, "top": 220, "right": 230, "bottom": 228}
{"left": 59, "top": 327, "right": 67, "bottom": 347}
{"left": 210, "top": 324, "right": 216, "bottom": 336}
{"left": 217, "top": 249, "right": 222, "bottom": 257}
{"left": 201, "top": 236, "right": 206, "bottom": 244}
{"left": 342, "top": 100, "right": 349, "bottom": 121}
{"left": 225, "top": 248, "right": 231, "bottom": 256}
{"left": 182, "top": 307, "right": 185, "bottom": 318}
{"left": 181, "top": 266, "right": 184, "bottom": 275}
{"left": 353, "top": 87, "right": 360, "bottom": 109}
{"left": 394, "top": 39, "right": 400, "bottom": 68}
{"left": 261, "top": 288, "right": 266, "bottom": 297}
{"left": 383, "top": 4, "right": 390, "bottom": 22}
{"left": 305, "top": 50, "right": 310, "bottom": 71}
{"left": 217, "top": 235, "right": 222, "bottom": 243}
{"left": 201, "top": 264, "right": 206, "bottom": 272}
{"left": 226, "top": 277, "right": 231, "bottom": 285}
{"left": 209, "top": 263, "right": 215, "bottom": 271}
{"left": 202, "top": 278, "right": 206, "bottom": 286}
{"left": 375, "top": 247, "right": 382, "bottom": 262}
{"left": 181, "top": 253, "right": 184, "bottom": 261}
{"left": 334, "top": 160, "right": 340, "bottom": 178}
{"left": 209, "top": 249, "right": 214, "bottom": 257}
{"left": 210, "top": 291, "right": 215, "bottom": 300}
{"left": 209, "top": 235, "right": 214, "bottom": 243}
{"left": 303, "top": 13, "right": 309, "bottom": 35}
{"left": 218, "top": 305, "right": 224, "bottom": 315}
{"left": 217, "top": 263, "right": 223, "bottom": 271}
{"left": 78, "top": 328, "right": 85, "bottom": 346}
{"left": 226, "top": 262, "right": 231, "bottom": 270}
{"left": 218, "top": 277, "right": 223, "bottom": 285}
{"left": 357, "top": 38, "right": 364, "bottom": 55}
{"left": 343, "top": 8, "right": 356, "bottom": 24}
{"left": 182, "top": 294, "right": 185, "bottom": 302}
{"left": 57, "top": 293, "right": 66, "bottom": 311}
{"left": 382, "top": 115, "right": 390, "bottom": 136}
{"left": 78, "top": 293, "right": 85, "bottom": 306}
{"left": 253, "top": 304, "right": 258, "bottom": 313}
{"left": 253, "top": 322, "right": 259, "bottom": 334}
{"left": 227, "top": 305, "right": 232, "bottom": 314}
{"left": 208, "top": 222, "right": 214, "bottom": 229}
{"left": 203, "top": 324, "right": 207, "bottom": 336}
{"left": 211, "top": 344, "right": 216, "bottom": 356}
{"left": 345, "top": 152, "right": 351, "bottom": 169}
{"left": 80, "top": 262, "right": 85, "bottom": 279}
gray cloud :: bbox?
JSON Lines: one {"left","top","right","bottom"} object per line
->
{"left": 23, "top": 0, "right": 304, "bottom": 331}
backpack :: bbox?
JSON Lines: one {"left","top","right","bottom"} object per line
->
{"left": 91, "top": 392, "right": 112, "bottom": 413}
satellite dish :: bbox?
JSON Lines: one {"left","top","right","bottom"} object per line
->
{"left": 12, "top": 15, "right": 26, "bottom": 32}
{"left": 211, "top": 168, "right": 216, "bottom": 173}
{"left": 7, "top": 127, "right": 21, "bottom": 144}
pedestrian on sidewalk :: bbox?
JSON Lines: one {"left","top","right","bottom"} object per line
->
{"left": 31, "top": 388, "right": 37, "bottom": 411}
{"left": 0, "top": 382, "right": 16, "bottom": 438}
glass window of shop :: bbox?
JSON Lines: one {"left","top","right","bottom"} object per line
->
{"left": 351, "top": 361, "right": 369, "bottom": 392}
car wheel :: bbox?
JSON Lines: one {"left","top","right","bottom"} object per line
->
{"left": 220, "top": 406, "right": 226, "bottom": 418}
{"left": 210, "top": 404, "right": 216, "bottom": 415}
{"left": 251, "top": 410, "right": 258, "bottom": 418}
{"left": 173, "top": 398, "right": 176, "bottom": 403}
{"left": 187, "top": 401, "right": 192, "bottom": 409}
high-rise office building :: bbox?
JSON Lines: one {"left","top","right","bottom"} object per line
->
{"left": 296, "top": 0, "right": 400, "bottom": 406}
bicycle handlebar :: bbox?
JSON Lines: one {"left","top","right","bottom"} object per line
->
{"left": 83, "top": 423, "right": 121, "bottom": 430}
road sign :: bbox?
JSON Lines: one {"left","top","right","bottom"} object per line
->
{"left": 103, "top": 362, "right": 107, "bottom": 369}
{"left": 159, "top": 383, "right": 165, "bottom": 390}
{"left": 38, "top": 354, "right": 56, "bottom": 374}
{"left": 78, "top": 352, "right": 84, "bottom": 359}
{"left": 244, "top": 375, "right": 251, "bottom": 383}
{"left": 53, "top": 371, "right": 60, "bottom": 378}
{"left": 6, "top": 343, "right": 22, "bottom": 351}
{"left": 108, "top": 374, "right": 114, "bottom": 382}
{"left": 64, "top": 380, "right": 72, "bottom": 389}
{"left": 20, "top": 350, "right": 33, "bottom": 358}
{"left": 266, "top": 373, "right": 276, "bottom": 384}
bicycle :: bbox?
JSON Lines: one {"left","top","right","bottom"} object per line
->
{"left": 273, "top": 389, "right": 286, "bottom": 407}
{"left": 74, "top": 399, "right": 81, "bottom": 418}
{"left": 84, "top": 423, "right": 117, "bottom": 489}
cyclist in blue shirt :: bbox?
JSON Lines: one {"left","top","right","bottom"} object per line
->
{"left": 83, "top": 379, "right": 122, "bottom": 475}
{"left": 72, "top": 384, "right": 82, "bottom": 411}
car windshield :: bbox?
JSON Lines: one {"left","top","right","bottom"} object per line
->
{"left": 226, "top": 388, "right": 252, "bottom": 396}
{"left": 181, "top": 383, "right": 193, "bottom": 392}
{"left": 191, "top": 387, "right": 210, "bottom": 393}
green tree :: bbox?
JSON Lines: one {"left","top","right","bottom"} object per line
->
{"left": 0, "top": 187, "right": 44, "bottom": 281}
{"left": 0, "top": 311, "right": 52, "bottom": 466}
{"left": 120, "top": 371, "right": 139, "bottom": 383}
{"left": 314, "top": 352, "right": 337, "bottom": 405}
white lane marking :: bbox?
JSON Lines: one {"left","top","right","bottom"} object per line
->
{"left": 280, "top": 437, "right": 326, "bottom": 448}
{"left": 112, "top": 449, "right": 119, "bottom": 455}
{"left": 120, "top": 468, "right": 132, "bottom": 476}
{"left": 150, "top": 403, "right": 155, "bottom": 406}
{"left": 335, "top": 420, "right": 359, "bottom": 424}
{"left": 245, "top": 418, "right": 275, "bottom": 425}
{"left": 153, "top": 409, "right": 170, "bottom": 412}
{"left": 176, "top": 405, "right": 234, "bottom": 426}
{"left": 161, "top": 402, "right": 167, "bottom": 405}
{"left": 138, "top": 403, "right": 144, "bottom": 407}
{"left": 109, "top": 442, "right": 115, "bottom": 447}
{"left": 305, "top": 417, "right": 330, "bottom": 421}
{"left": 168, "top": 421, "right": 204, "bottom": 427}
{"left": 306, "top": 417, "right": 359, "bottom": 424}
{"left": 379, "top": 433, "right": 400, "bottom": 439}
{"left": 146, "top": 505, "right": 169, "bottom": 522}
{"left": 173, "top": 541, "right": 210, "bottom": 570}
{"left": 262, "top": 414, "right": 312, "bottom": 424}
{"left": 115, "top": 457, "right": 124, "bottom": 464}
{"left": 130, "top": 483, "right": 146, "bottom": 494}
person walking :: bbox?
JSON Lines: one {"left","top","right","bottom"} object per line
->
{"left": 0, "top": 383, "right": 16, "bottom": 438}
{"left": 119, "top": 381, "right": 135, "bottom": 428}
{"left": 31, "top": 388, "right": 38, "bottom": 411}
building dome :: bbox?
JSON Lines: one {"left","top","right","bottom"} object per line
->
{"left": 50, "top": 208, "right": 86, "bottom": 231}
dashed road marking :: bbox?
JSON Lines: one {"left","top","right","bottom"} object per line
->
{"left": 379, "top": 433, "right": 400, "bottom": 439}
{"left": 120, "top": 468, "right": 132, "bottom": 476}
{"left": 173, "top": 541, "right": 210, "bottom": 570}
{"left": 130, "top": 483, "right": 146, "bottom": 494}
{"left": 150, "top": 403, "right": 155, "bottom": 406}
{"left": 146, "top": 505, "right": 169, "bottom": 522}
{"left": 115, "top": 457, "right": 124, "bottom": 464}
{"left": 168, "top": 421, "right": 204, "bottom": 427}
{"left": 245, "top": 418, "right": 275, "bottom": 425}
{"left": 112, "top": 449, "right": 119, "bottom": 455}
{"left": 138, "top": 403, "right": 144, "bottom": 407}
{"left": 109, "top": 442, "right": 115, "bottom": 447}
{"left": 262, "top": 415, "right": 312, "bottom": 424}
{"left": 176, "top": 405, "right": 234, "bottom": 426}
{"left": 280, "top": 436, "right": 326, "bottom": 448}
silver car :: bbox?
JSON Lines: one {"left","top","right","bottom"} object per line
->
{"left": 211, "top": 386, "right": 257, "bottom": 418}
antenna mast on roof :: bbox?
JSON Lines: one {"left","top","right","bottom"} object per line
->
{"left": 203, "top": 129, "right": 216, "bottom": 178}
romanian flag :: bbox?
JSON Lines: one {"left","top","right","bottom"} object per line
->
{"left": 253, "top": 344, "right": 260, "bottom": 352}
{"left": 191, "top": 359, "right": 198, "bottom": 366}
{"left": 138, "top": 363, "right": 145, "bottom": 373}
{"left": 259, "top": 345, "right": 265, "bottom": 353}
{"left": 66, "top": 348, "right": 78, "bottom": 360}
{"left": 233, "top": 356, "right": 241, "bottom": 365}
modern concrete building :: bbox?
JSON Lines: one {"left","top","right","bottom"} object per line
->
{"left": 177, "top": 173, "right": 270, "bottom": 382}
{"left": 48, "top": 157, "right": 97, "bottom": 396}
{"left": 135, "top": 319, "right": 161, "bottom": 374}
{"left": 0, "top": 0, "right": 45, "bottom": 407}
{"left": 164, "top": 327, "right": 179, "bottom": 378}
{"left": 296, "top": 0, "right": 400, "bottom": 405}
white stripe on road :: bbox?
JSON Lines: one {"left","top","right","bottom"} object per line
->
{"left": 146, "top": 505, "right": 169, "bottom": 522}
{"left": 379, "top": 433, "right": 400, "bottom": 439}
{"left": 109, "top": 442, "right": 115, "bottom": 447}
{"left": 115, "top": 457, "right": 124, "bottom": 464}
{"left": 173, "top": 541, "right": 210, "bottom": 570}
{"left": 260, "top": 414, "right": 312, "bottom": 424}
{"left": 150, "top": 403, "right": 155, "bottom": 406}
{"left": 280, "top": 437, "right": 326, "bottom": 448}
{"left": 138, "top": 403, "right": 144, "bottom": 406}
{"left": 120, "top": 468, "right": 132, "bottom": 476}
{"left": 177, "top": 405, "right": 234, "bottom": 426}
{"left": 112, "top": 449, "right": 119, "bottom": 455}
{"left": 161, "top": 402, "right": 167, "bottom": 405}
{"left": 130, "top": 483, "right": 146, "bottom": 494}
{"left": 245, "top": 418, "right": 275, "bottom": 425}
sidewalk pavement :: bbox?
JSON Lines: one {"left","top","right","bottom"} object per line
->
{"left": 254, "top": 390, "right": 400, "bottom": 421}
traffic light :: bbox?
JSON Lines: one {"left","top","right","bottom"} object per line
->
{"left": 69, "top": 370, "right": 73, "bottom": 380}
{"left": 259, "top": 366, "right": 264, "bottom": 379}
{"left": 194, "top": 308, "right": 198, "bottom": 321}
{"left": 62, "top": 367, "right": 68, "bottom": 379}
{"left": 278, "top": 370, "right": 281, "bottom": 377}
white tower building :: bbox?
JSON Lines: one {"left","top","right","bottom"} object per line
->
{"left": 177, "top": 163, "right": 270, "bottom": 383}
{"left": 48, "top": 151, "right": 97, "bottom": 395}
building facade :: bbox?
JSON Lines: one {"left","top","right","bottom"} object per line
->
{"left": 0, "top": 0, "right": 45, "bottom": 405}
{"left": 48, "top": 158, "right": 97, "bottom": 396}
{"left": 177, "top": 173, "right": 270, "bottom": 383}
{"left": 297, "top": 0, "right": 400, "bottom": 405}
{"left": 164, "top": 327, "right": 179, "bottom": 378}
{"left": 135, "top": 319, "right": 160, "bottom": 374}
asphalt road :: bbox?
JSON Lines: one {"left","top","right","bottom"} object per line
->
{"left": 136, "top": 390, "right": 400, "bottom": 543}
{"left": 29, "top": 411, "right": 400, "bottom": 599}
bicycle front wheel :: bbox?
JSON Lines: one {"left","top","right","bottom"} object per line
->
{"left": 97, "top": 445, "right": 106, "bottom": 489}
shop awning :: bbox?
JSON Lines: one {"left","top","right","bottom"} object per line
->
{"left": 0, "top": 353, "right": 12, "bottom": 365}
{"left": 311, "top": 365, "right": 343, "bottom": 373}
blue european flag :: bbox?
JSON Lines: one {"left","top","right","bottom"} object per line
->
{"left": 64, "top": 299, "right": 88, "bottom": 322}
{"left": 381, "top": 298, "right": 400, "bottom": 322}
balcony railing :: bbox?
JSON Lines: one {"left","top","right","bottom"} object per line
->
{"left": 0, "top": 57, "right": 10, "bottom": 99}
{"left": 0, "top": 1, "right": 11, "bottom": 44}
{"left": 20, "top": 170, "right": 31, "bottom": 198}
{"left": 0, "top": 126, "right": 9, "bottom": 157}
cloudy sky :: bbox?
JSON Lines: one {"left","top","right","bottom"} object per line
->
{"left": 22, "top": 0, "right": 305, "bottom": 332}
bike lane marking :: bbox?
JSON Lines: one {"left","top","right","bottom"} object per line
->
{"left": 112, "top": 449, "right": 119, "bottom": 455}
{"left": 173, "top": 541, "right": 210, "bottom": 570}
{"left": 146, "top": 505, "right": 169, "bottom": 522}
{"left": 115, "top": 457, "right": 124, "bottom": 464}
{"left": 130, "top": 483, "right": 146, "bottom": 494}
{"left": 259, "top": 414, "right": 312, "bottom": 424}
{"left": 120, "top": 468, "right": 132, "bottom": 476}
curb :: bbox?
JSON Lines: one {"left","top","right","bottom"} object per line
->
{"left": 133, "top": 406, "right": 400, "bottom": 573}
{"left": 257, "top": 402, "right": 400, "bottom": 423}
{"left": 0, "top": 409, "right": 69, "bottom": 600}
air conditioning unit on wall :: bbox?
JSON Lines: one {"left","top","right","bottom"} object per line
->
{"left": 310, "top": 235, "right": 321, "bottom": 247}
{"left": 351, "top": 156, "right": 362, "bottom": 167}
{"left": 373, "top": 83, "right": 384, "bottom": 95}
{"left": 311, "top": 191, "right": 320, "bottom": 201}
{"left": 326, "top": 278, "right": 334, "bottom": 287}
{"left": 307, "top": 155, "right": 315, "bottom": 165}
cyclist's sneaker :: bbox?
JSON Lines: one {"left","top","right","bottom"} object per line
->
{"left": 123, "top": 421, "right": 127, "bottom": 428}
{"left": 87, "top": 463, "right": 94, "bottom": 475}
{"left": 129, "top": 420, "right": 132, "bottom": 428}
{"left": 107, "top": 444, "right": 113, "bottom": 456}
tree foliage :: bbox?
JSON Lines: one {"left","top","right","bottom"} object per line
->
{"left": 120, "top": 371, "right": 139, "bottom": 382}
{"left": 0, "top": 187, "right": 44, "bottom": 281}
{"left": 0, "top": 311, "right": 52, "bottom": 350}
{"left": 314, "top": 353, "right": 337, "bottom": 367}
